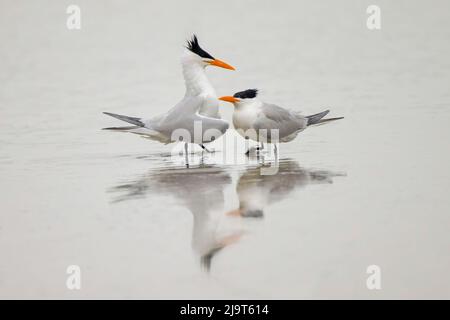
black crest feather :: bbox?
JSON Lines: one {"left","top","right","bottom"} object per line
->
{"left": 186, "top": 35, "right": 214, "bottom": 59}
{"left": 233, "top": 89, "right": 258, "bottom": 99}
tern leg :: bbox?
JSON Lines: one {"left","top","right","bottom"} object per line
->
{"left": 184, "top": 143, "right": 189, "bottom": 168}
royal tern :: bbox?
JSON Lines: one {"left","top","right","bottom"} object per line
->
{"left": 219, "top": 89, "right": 343, "bottom": 152}
{"left": 103, "top": 35, "right": 235, "bottom": 154}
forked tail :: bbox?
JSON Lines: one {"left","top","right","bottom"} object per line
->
{"left": 103, "top": 112, "right": 144, "bottom": 127}
{"left": 306, "top": 110, "right": 344, "bottom": 126}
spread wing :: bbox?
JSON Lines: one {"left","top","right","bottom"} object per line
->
{"left": 151, "top": 95, "right": 205, "bottom": 130}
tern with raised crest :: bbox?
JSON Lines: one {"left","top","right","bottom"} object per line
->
{"left": 103, "top": 35, "right": 235, "bottom": 155}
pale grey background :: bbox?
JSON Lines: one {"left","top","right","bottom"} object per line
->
{"left": 0, "top": 0, "right": 449, "bottom": 299}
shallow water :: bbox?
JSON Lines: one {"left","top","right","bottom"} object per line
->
{"left": 0, "top": 0, "right": 450, "bottom": 299}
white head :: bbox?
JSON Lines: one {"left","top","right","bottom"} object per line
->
{"left": 181, "top": 35, "right": 235, "bottom": 70}
{"left": 219, "top": 89, "right": 259, "bottom": 107}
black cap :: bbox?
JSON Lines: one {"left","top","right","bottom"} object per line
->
{"left": 186, "top": 35, "right": 214, "bottom": 60}
{"left": 233, "top": 89, "right": 258, "bottom": 99}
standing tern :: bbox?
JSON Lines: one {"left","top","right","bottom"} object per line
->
{"left": 103, "top": 35, "right": 235, "bottom": 154}
{"left": 219, "top": 89, "right": 343, "bottom": 152}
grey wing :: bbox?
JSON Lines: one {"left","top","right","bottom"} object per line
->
{"left": 199, "top": 95, "right": 220, "bottom": 119}
{"left": 195, "top": 114, "right": 229, "bottom": 143}
{"left": 253, "top": 103, "right": 307, "bottom": 141}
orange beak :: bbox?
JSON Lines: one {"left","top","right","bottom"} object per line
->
{"left": 208, "top": 59, "right": 235, "bottom": 70}
{"left": 219, "top": 96, "right": 239, "bottom": 103}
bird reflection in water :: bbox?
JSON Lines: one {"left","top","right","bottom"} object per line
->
{"left": 110, "top": 164, "right": 240, "bottom": 272}
{"left": 109, "top": 160, "right": 343, "bottom": 272}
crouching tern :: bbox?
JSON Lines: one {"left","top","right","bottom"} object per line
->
{"left": 219, "top": 89, "right": 343, "bottom": 152}
{"left": 103, "top": 35, "right": 234, "bottom": 154}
